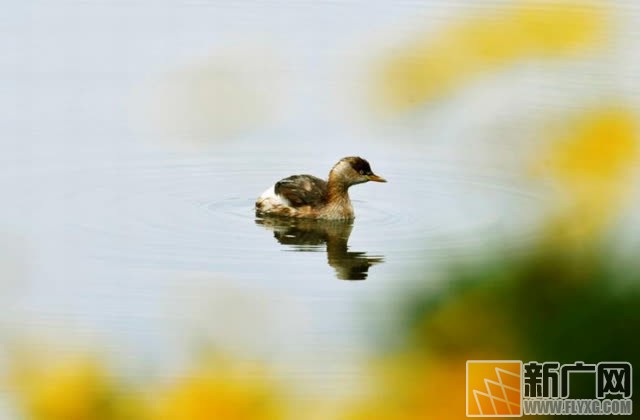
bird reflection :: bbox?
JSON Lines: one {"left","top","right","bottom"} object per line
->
{"left": 255, "top": 217, "right": 384, "bottom": 280}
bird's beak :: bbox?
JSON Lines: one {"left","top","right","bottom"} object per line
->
{"left": 367, "top": 174, "right": 387, "bottom": 183}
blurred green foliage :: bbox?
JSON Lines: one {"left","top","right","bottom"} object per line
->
{"left": 393, "top": 241, "right": 640, "bottom": 417}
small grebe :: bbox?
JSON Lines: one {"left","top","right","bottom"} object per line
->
{"left": 255, "top": 156, "right": 386, "bottom": 220}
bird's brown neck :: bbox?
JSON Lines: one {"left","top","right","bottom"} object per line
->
{"left": 326, "top": 172, "right": 350, "bottom": 204}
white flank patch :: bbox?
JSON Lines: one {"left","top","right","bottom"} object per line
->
{"left": 257, "top": 185, "right": 290, "bottom": 210}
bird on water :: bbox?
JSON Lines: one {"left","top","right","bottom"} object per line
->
{"left": 255, "top": 156, "right": 386, "bottom": 220}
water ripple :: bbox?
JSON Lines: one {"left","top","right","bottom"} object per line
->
{"left": 48, "top": 156, "right": 549, "bottom": 276}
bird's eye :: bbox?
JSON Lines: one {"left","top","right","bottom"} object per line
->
{"left": 359, "top": 170, "right": 364, "bottom": 175}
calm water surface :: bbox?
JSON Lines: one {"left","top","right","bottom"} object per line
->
{"left": 63, "top": 151, "right": 542, "bottom": 281}
{"left": 0, "top": 143, "right": 548, "bottom": 398}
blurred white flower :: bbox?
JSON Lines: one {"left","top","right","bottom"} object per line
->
{"left": 137, "top": 46, "right": 286, "bottom": 149}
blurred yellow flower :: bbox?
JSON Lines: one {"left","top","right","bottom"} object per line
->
{"left": 342, "top": 356, "right": 469, "bottom": 420}
{"left": 375, "top": 1, "right": 607, "bottom": 113}
{"left": 154, "top": 358, "right": 284, "bottom": 420}
{"left": 539, "top": 108, "right": 637, "bottom": 186}
{"left": 8, "top": 351, "right": 142, "bottom": 420}
{"left": 17, "top": 358, "right": 104, "bottom": 420}
{"left": 533, "top": 107, "right": 639, "bottom": 242}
